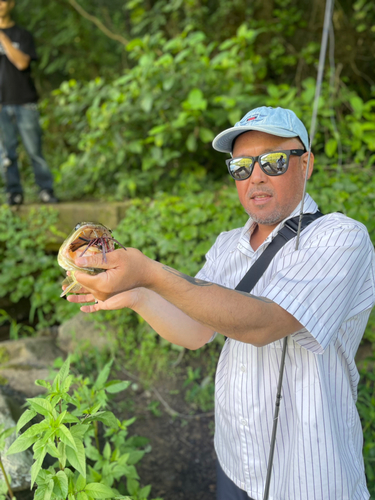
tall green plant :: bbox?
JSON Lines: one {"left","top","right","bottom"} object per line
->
{"left": 6, "top": 358, "right": 161, "bottom": 500}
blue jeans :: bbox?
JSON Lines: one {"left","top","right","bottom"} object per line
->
{"left": 0, "top": 104, "right": 54, "bottom": 194}
{"left": 216, "top": 460, "right": 255, "bottom": 500}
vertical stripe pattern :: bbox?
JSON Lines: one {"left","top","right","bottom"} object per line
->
{"left": 196, "top": 194, "right": 375, "bottom": 500}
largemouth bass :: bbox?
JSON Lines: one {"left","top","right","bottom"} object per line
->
{"left": 58, "top": 222, "right": 126, "bottom": 298}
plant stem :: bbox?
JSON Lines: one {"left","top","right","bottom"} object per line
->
{"left": 0, "top": 455, "right": 14, "bottom": 499}
{"left": 94, "top": 421, "right": 100, "bottom": 451}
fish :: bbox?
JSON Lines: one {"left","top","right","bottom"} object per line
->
{"left": 58, "top": 221, "right": 126, "bottom": 298}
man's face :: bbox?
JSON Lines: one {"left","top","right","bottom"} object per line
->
{"left": 232, "top": 131, "right": 313, "bottom": 227}
{"left": 0, "top": 0, "right": 14, "bottom": 17}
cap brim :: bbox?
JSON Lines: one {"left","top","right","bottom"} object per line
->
{"left": 212, "top": 125, "right": 304, "bottom": 153}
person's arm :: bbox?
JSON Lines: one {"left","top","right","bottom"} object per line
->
{"left": 0, "top": 31, "right": 30, "bottom": 70}
{"left": 67, "top": 286, "right": 215, "bottom": 350}
{"left": 71, "top": 248, "right": 303, "bottom": 347}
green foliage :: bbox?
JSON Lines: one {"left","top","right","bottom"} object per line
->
{"left": 0, "top": 309, "right": 35, "bottom": 340}
{"left": 0, "top": 423, "right": 16, "bottom": 500}
{"left": 0, "top": 206, "right": 78, "bottom": 330}
{"left": 7, "top": 358, "right": 159, "bottom": 500}
{"left": 45, "top": 25, "right": 264, "bottom": 200}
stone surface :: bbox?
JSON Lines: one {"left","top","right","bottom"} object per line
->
{"left": 13, "top": 202, "right": 129, "bottom": 251}
{"left": 0, "top": 394, "right": 33, "bottom": 491}
{"left": 57, "top": 312, "right": 116, "bottom": 354}
{"left": 0, "top": 337, "right": 65, "bottom": 397}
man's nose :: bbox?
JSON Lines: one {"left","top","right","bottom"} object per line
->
{"left": 250, "top": 160, "right": 268, "bottom": 183}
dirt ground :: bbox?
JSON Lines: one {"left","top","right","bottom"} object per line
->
{"left": 114, "top": 367, "right": 217, "bottom": 500}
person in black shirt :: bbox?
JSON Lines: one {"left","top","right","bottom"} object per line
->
{"left": 0, "top": 0, "right": 58, "bottom": 205}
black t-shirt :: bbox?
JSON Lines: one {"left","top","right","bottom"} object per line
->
{"left": 0, "top": 24, "right": 38, "bottom": 104}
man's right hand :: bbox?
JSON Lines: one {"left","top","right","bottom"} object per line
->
{"left": 73, "top": 247, "right": 152, "bottom": 302}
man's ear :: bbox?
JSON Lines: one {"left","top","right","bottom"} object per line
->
{"left": 302, "top": 151, "right": 314, "bottom": 180}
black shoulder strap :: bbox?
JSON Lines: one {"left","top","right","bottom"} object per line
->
{"left": 235, "top": 211, "right": 324, "bottom": 293}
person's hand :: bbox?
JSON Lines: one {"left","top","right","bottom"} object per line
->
{"left": 65, "top": 283, "right": 141, "bottom": 313}
{"left": 72, "top": 247, "right": 152, "bottom": 302}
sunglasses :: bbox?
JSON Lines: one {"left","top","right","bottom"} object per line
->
{"left": 226, "top": 149, "right": 305, "bottom": 181}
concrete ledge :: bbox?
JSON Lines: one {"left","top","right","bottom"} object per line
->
{"left": 11, "top": 201, "right": 129, "bottom": 250}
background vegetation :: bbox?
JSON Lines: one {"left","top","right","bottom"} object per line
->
{"left": 0, "top": 0, "right": 374, "bottom": 497}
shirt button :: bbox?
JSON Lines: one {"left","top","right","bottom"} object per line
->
{"left": 241, "top": 419, "right": 247, "bottom": 426}
{"left": 240, "top": 365, "right": 246, "bottom": 373}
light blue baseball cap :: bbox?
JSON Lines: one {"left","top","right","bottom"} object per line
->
{"left": 212, "top": 106, "right": 309, "bottom": 153}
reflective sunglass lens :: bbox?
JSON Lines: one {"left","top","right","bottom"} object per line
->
{"left": 260, "top": 152, "right": 288, "bottom": 175}
{"left": 229, "top": 158, "right": 253, "bottom": 180}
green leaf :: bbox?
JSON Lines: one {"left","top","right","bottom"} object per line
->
{"left": 27, "top": 398, "right": 53, "bottom": 417}
{"left": 16, "top": 409, "right": 37, "bottom": 433}
{"left": 53, "top": 470, "right": 69, "bottom": 498}
{"left": 34, "top": 480, "right": 54, "bottom": 500}
{"left": 186, "top": 133, "right": 197, "bottom": 152}
{"left": 94, "top": 360, "right": 113, "bottom": 390}
{"left": 186, "top": 88, "right": 207, "bottom": 111}
{"left": 104, "top": 380, "right": 131, "bottom": 394}
{"left": 70, "top": 424, "right": 90, "bottom": 439}
{"left": 199, "top": 127, "right": 214, "bottom": 143}
{"left": 84, "top": 411, "right": 118, "bottom": 428}
{"left": 6, "top": 434, "right": 37, "bottom": 455}
{"left": 139, "top": 484, "right": 151, "bottom": 498}
{"left": 103, "top": 442, "right": 111, "bottom": 461}
{"left": 0, "top": 426, "right": 15, "bottom": 440}
{"left": 58, "top": 424, "right": 77, "bottom": 450}
{"left": 140, "top": 95, "right": 153, "bottom": 113}
{"left": 66, "top": 438, "right": 86, "bottom": 478}
{"left": 31, "top": 448, "right": 47, "bottom": 488}
{"left": 84, "top": 483, "right": 115, "bottom": 499}
{"left": 35, "top": 380, "right": 51, "bottom": 389}
{"left": 62, "top": 413, "right": 80, "bottom": 424}
{"left": 57, "top": 357, "right": 70, "bottom": 385}
{"left": 127, "top": 478, "right": 139, "bottom": 495}
{"left": 58, "top": 441, "right": 67, "bottom": 469}
{"left": 76, "top": 473, "right": 87, "bottom": 491}
{"left": 77, "top": 493, "right": 89, "bottom": 500}
{"left": 46, "top": 442, "right": 60, "bottom": 459}
{"left": 55, "top": 410, "right": 67, "bottom": 427}
{"left": 22, "top": 421, "right": 49, "bottom": 439}
{"left": 325, "top": 138, "right": 337, "bottom": 158}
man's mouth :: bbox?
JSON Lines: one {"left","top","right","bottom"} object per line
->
{"left": 250, "top": 192, "right": 273, "bottom": 205}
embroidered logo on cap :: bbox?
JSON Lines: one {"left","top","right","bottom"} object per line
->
{"left": 247, "top": 116, "right": 258, "bottom": 121}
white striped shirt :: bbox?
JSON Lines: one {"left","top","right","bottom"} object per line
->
{"left": 196, "top": 194, "right": 375, "bottom": 500}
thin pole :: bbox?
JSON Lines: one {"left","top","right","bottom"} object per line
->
{"left": 262, "top": 0, "right": 334, "bottom": 498}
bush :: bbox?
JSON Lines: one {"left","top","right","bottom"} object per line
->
{"left": 0, "top": 206, "right": 78, "bottom": 329}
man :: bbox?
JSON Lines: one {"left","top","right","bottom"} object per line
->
{"left": 66, "top": 106, "right": 375, "bottom": 500}
{"left": 0, "top": 0, "right": 57, "bottom": 205}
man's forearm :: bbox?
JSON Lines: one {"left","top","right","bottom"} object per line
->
{"left": 145, "top": 262, "right": 302, "bottom": 346}
{"left": 0, "top": 32, "right": 30, "bottom": 70}
{"left": 132, "top": 288, "right": 215, "bottom": 350}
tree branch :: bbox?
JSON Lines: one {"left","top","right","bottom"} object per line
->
{"left": 67, "top": 0, "right": 129, "bottom": 47}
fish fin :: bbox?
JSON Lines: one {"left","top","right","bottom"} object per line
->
{"left": 61, "top": 275, "right": 74, "bottom": 287}
{"left": 60, "top": 273, "right": 82, "bottom": 298}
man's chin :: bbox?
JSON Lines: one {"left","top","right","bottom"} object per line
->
{"left": 245, "top": 209, "right": 285, "bottom": 226}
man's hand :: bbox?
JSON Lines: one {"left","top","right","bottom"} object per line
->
{"left": 66, "top": 284, "right": 141, "bottom": 313}
{"left": 73, "top": 248, "right": 151, "bottom": 302}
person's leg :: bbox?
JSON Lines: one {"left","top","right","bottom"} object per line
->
{"left": 0, "top": 105, "right": 23, "bottom": 196}
{"left": 216, "top": 460, "right": 255, "bottom": 500}
{"left": 15, "top": 104, "right": 55, "bottom": 194}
